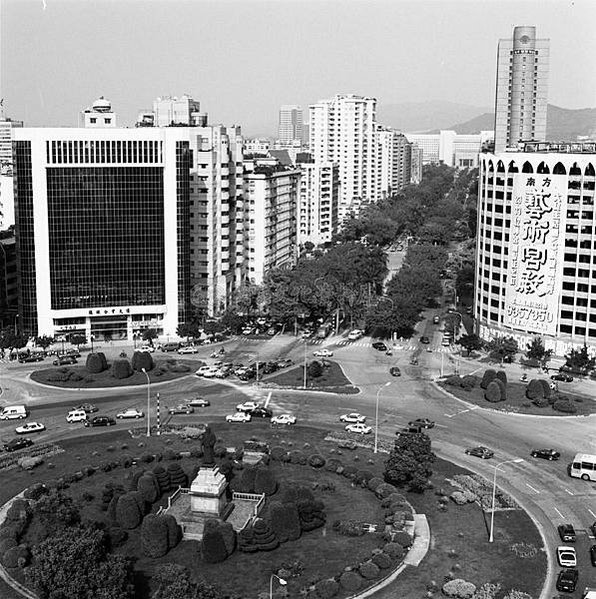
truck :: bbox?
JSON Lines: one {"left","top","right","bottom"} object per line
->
{"left": 316, "top": 323, "right": 332, "bottom": 339}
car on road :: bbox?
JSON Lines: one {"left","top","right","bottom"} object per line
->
{"left": 3, "top": 437, "right": 34, "bottom": 452}
{"left": 271, "top": 414, "right": 297, "bottom": 425}
{"left": 464, "top": 446, "right": 494, "bottom": 459}
{"left": 408, "top": 418, "right": 435, "bottom": 429}
{"left": 84, "top": 416, "right": 116, "bottom": 427}
{"left": 168, "top": 404, "right": 195, "bottom": 415}
{"left": 590, "top": 544, "right": 596, "bottom": 567}
{"left": 116, "top": 408, "right": 144, "bottom": 419}
{"left": 433, "top": 315, "right": 440, "bottom": 324}
{"left": 276, "top": 358, "right": 294, "bottom": 369}
{"left": 249, "top": 406, "right": 273, "bottom": 419}
{"left": 420, "top": 336, "right": 430, "bottom": 344}
{"left": 530, "top": 448, "right": 560, "bottom": 461}
{"left": 348, "top": 329, "right": 363, "bottom": 341}
{"left": 188, "top": 397, "right": 210, "bottom": 408}
{"left": 73, "top": 403, "right": 98, "bottom": 414}
{"left": 236, "top": 401, "right": 260, "bottom": 413}
{"left": 551, "top": 373, "right": 574, "bottom": 382}
{"left": 555, "top": 568, "right": 578, "bottom": 593}
{"left": 177, "top": 346, "right": 199, "bottom": 354}
{"left": 313, "top": 349, "right": 333, "bottom": 358}
{"left": 66, "top": 409, "right": 88, "bottom": 423}
{"left": 389, "top": 366, "right": 401, "bottom": 377}
{"left": 139, "top": 345, "right": 155, "bottom": 353}
{"left": 372, "top": 342, "right": 387, "bottom": 351}
{"left": 557, "top": 546, "right": 577, "bottom": 567}
{"left": 196, "top": 366, "right": 219, "bottom": 377}
{"left": 18, "top": 354, "right": 44, "bottom": 363}
{"left": 339, "top": 412, "right": 366, "bottom": 424}
{"left": 53, "top": 355, "right": 77, "bottom": 366}
{"left": 558, "top": 524, "right": 577, "bottom": 543}
{"left": 226, "top": 412, "right": 252, "bottom": 423}
{"left": 345, "top": 422, "right": 372, "bottom": 435}
{"left": 15, "top": 422, "right": 45, "bottom": 435}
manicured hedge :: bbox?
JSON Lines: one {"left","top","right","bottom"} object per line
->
{"left": 480, "top": 369, "right": 497, "bottom": 389}
{"left": 131, "top": 351, "right": 154, "bottom": 372}
{"left": 140, "top": 514, "right": 169, "bottom": 558}
{"left": 115, "top": 493, "right": 142, "bottom": 529}
{"left": 484, "top": 380, "right": 502, "bottom": 402}
{"left": 166, "top": 462, "right": 188, "bottom": 488}
{"left": 86, "top": 352, "right": 108, "bottom": 373}
{"left": 201, "top": 519, "right": 229, "bottom": 563}
{"left": 254, "top": 467, "right": 277, "bottom": 495}
{"left": 252, "top": 517, "right": 279, "bottom": 551}
{"left": 111, "top": 358, "right": 133, "bottom": 380}
{"left": 137, "top": 473, "right": 160, "bottom": 503}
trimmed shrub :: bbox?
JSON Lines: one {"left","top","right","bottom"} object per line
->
{"left": 494, "top": 378, "right": 507, "bottom": 401}
{"left": 480, "top": 369, "right": 497, "bottom": 389}
{"left": 129, "top": 490, "right": 148, "bottom": 516}
{"left": 111, "top": 358, "right": 133, "bottom": 380}
{"left": 202, "top": 519, "right": 229, "bottom": 563}
{"left": 367, "top": 477, "right": 384, "bottom": 492}
{"left": 0, "top": 537, "right": 17, "bottom": 554}
{"left": 324, "top": 458, "right": 342, "bottom": 473}
{"left": 339, "top": 571, "right": 363, "bottom": 592}
{"left": 162, "top": 514, "right": 182, "bottom": 549}
{"left": 297, "top": 499, "right": 325, "bottom": 532}
{"left": 446, "top": 375, "right": 462, "bottom": 387}
{"left": 86, "top": 352, "right": 107, "bottom": 373}
{"left": 0, "top": 527, "right": 18, "bottom": 541}
{"left": 538, "top": 379, "right": 551, "bottom": 398}
{"left": 460, "top": 375, "right": 478, "bottom": 390}
{"left": 254, "top": 467, "right": 277, "bottom": 495}
{"left": 131, "top": 351, "right": 154, "bottom": 372}
{"left": 315, "top": 579, "right": 340, "bottom": 599}
{"left": 269, "top": 501, "right": 301, "bottom": 543}
{"left": 495, "top": 370, "right": 507, "bottom": 385}
{"left": 484, "top": 380, "right": 502, "bottom": 402}
{"left": 152, "top": 465, "right": 171, "bottom": 494}
{"left": 359, "top": 561, "right": 380, "bottom": 580}
{"left": 107, "top": 526, "right": 128, "bottom": 548}
{"left": 127, "top": 468, "right": 146, "bottom": 491}
{"left": 532, "top": 396, "right": 550, "bottom": 408}
{"left": 393, "top": 530, "right": 412, "bottom": 548}
{"left": 353, "top": 470, "right": 374, "bottom": 487}
{"left": 288, "top": 450, "right": 307, "bottom": 465}
{"left": 115, "top": 493, "right": 142, "bottom": 529}
{"left": 23, "top": 484, "right": 48, "bottom": 501}
{"left": 308, "top": 454, "right": 326, "bottom": 468}
{"left": 137, "top": 473, "right": 159, "bottom": 503}
{"left": 252, "top": 517, "right": 279, "bottom": 551}
{"left": 140, "top": 514, "right": 169, "bottom": 558}
{"left": 219, "top": 521, "right": 236, "bottom": 556}
{"left": 383, "top": 542, "right": 405, "bottom": 559}
{"left": 553, "top": 399, "right": 577, "bottom": 413}
{"left": 2, "top": 546, "right": 20, "bottom": 568}
{"left": 166, "top": 462, "right": 188, "bottom": 488}
{"left": 442, "top": 579, "right": 477, "bottom": 598}
{"left": 6, "top": 500, "right": 30, "bottom": 522}
{"left": 375, "top": 483, "right": 398, "bottom": 499}
{"left": 526, "top": 379, "right": 544, "bottom": 401}
{"left": 239, "top": 465, "right": 257, "bottom": 493}
{"left": 372, "top": 552, "right": 393, "bottom": 569}
{"left": 238, "top": 522, "right": 257, "bottom": 553}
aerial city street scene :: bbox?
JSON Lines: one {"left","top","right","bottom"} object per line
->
{"left": 0, "top": 0, "right": 595, "bottom": 598}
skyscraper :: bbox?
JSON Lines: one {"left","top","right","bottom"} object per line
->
{"left": 494, "top": 26, "right": 549, "bottom": 154}
{"left": 378, "top": 127, "right": 412, "bottom": 198}
{"left": 278, "top": 105, "right": 303, "bottom": 146}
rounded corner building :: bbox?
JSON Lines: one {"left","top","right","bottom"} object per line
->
{"left": 475, "top": 142, "right": 596, "bottom": 355}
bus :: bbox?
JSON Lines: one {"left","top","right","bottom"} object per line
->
{"left": 570, "top": 453, "right": 596, "bottom": 481}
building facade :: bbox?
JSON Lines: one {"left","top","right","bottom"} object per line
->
{"left": 410, "top": 145, "right": 423, "bottom": 184}
{"left": 80, "top": 97, "right": 117, "bottom": 128}
{"left": 278, "top": 105, "right": 303, "bottom": 146}
{"left": 475, "top": 143, "right": 596, "bottom": 355}
{"left": 153, "top": 95, "right": 208, "bottom": 128}
{"left": 0, "top": 117, "right": 23, "bottom": 229}
{"left": 0, "top": 233, "right": 18, "bottom": 329}
{"left": 494, "top": 26, "right": 549, "bottom": 154}
{"left": 405, "top": 130, "right": 493, "bottom": 167}
{"left": 378, "top": 127, "right": 412, "bottom": 198}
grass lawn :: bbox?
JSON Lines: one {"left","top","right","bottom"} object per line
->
{"left": 438, "top": 378, "right": 596, "bottom": 416}
{"left": 266, "top": 361, "right": 359, "bottom": 394}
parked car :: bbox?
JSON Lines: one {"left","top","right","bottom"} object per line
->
{"left": 398, "top": 424, "right": 423, "bottom": 435}
{"left": 168, "top": 404, "right": 194, "bottom": 415}
{"left": 116, "top": 408, "right": 144, "bottom": 419}
{"left": 73, "top": 403, "right": 98, "bottom": 413}
{"left": 551, "top": 373, "right": 574, "bottom": 382}
{"left": 178, "top": 345, "right": 199, "bottom": 354}
{"left": 590, "top": 544, "right": 596, "bottom": 567}
{"left": 226, "top": 412, "right": 251, "bottom": 423}
{"left": 345, "top": 423, "right": 372, "bottom": 435}
{"left": 271, "top": 414, "right": 296, "bottom": 425}
{"left": 433, "top": 315, "right": 440, "bottom": 324}
{"left": 372, "top": 341, "right": 387, "bottom": 351}
{"left": 313, "top": 349, "right": 333, "bottom": 358}
{"left": 276, "top": 358, "right": 293, "bottom": 369}
{"left": 464, "top": 446, "right": 494, "bottom": 459}
{"left": 555, "top": 568, "right": 578, "bottom": 593}
{"left": 84, "top": 416, "right": 116, "bottom": 427}
{"left": 420, "top": 336, "right": 431, "bottom": 344}
{"left": 53, "top": 355, "right": 77, "bottom": 366}
{"left": 236, "top": 401, "right": 260, "bottom": 413}
{"left": 15, "top": 422, "right": 45, "bottom": 435}
{"left": 591, "top": 521, "right": 596, "bottom": 537}
{"left": 389, "top": 366, "right": 401, "bottom": 377}
{"left": 348, "top": 329, "right": 363, "bottom": 341}
{"left": 558, "top": 524, "right": 577, "bottom": 543}
{"left": 530, "top": 448, "right": 560, "bottom": 460}
{"left": 340, "top": 412, "right": 366, "bottom": 423}
{"left": 139, "top": 345, "right": 155, "bottom": 353}
{"left": 19, "top": 354, "right": 44, "bottom": 363}
{"left": 249, "top": 406, "right": 273, "bottom": 419}
{"left": 557, "top": 546, "right": 577, "bottom": 567}
{"left": 4, "top": 437, "right": 34, "bottom": 452}
{"left": 188, "top": 397, "right": 210, "bottom": 408}
{"left": 408, "top": 418, "right": 435, "bottom": 429}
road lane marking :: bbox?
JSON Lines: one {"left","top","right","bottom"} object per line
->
{"left": 264, "top": 392, "right": 272, "bottom": 408}
{"left": 564, "top": 488, "right": 574, "bottom": 496}
{"left": 526, "top": 483, "right": 540, "bottom": 494}
{"left": 588, "top": 508, "right": 596, "bottom": 519}
{"left": 553, "top": 507, "right": 565, "bottom": 518}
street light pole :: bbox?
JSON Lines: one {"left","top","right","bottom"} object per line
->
{"left": 374, "top": 381, "right": 392, "bottom": 454}
{"left": 303, "top": 340, "right": 307, "bottom": 389}
{"left": 141, "top": 368, "right": 151, "bottom": 437}
{"left": 269, "top": 574, "right": 287, "bottom": 599}
{"left": 489, "top": 458, "right": 524, "bottom": 542}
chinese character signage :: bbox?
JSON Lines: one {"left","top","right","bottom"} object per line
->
{"left": 504, "top": 173, "right": 566, "bottom": 335}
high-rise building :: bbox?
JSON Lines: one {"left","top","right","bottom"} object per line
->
{"left": 378, "top": 127, "right": 412, "bottom": 198}
{"left": 0, "top": 233, "right": 18, "bottom": 329}
{"left": 475, "top": 141, "right": 596, "bottom": 354}
{"left": 494, "top": 26, "right": 549, "bottom": 154}
{"left": 309, "top": 94, "right": 379, "bottom": 220}
{"left": 278, "top": 105, "right": 303, "bottom": 146}
{"left": 410, "top": 145, "right": 423, "bottom": 184}
{"left": 0, "top": 117, "right": 23, "bottom": 229}
{"left": 153, "top": 95, "right": 208, "bottom": 127}
{"left": 405, "top": 130, "right": 493, "bottom": 167}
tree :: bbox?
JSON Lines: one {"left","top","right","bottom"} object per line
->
{"left": 177, "top": 321, "right": 201, "bottom": 342}
{"left": 485, "top": 336, "right": 518, "bottom": 365}
{"left": 152, "top": 564, "right": 223, "bottom": 599}
{"left": 0, "top": 327, "right": 28, "bottom": 350}
{"left": 564, "top": 343, "right": 595, "bottom": 374}
{"left": 70, "top": 333, "right": 87, "bottom": 347}
{"left": 525, "top": 337, "right": 553, "bottom": 369}
{"left": 35, "top": 335, "right": 55, "bottom": 350}
{"left": 142, "top": 329, "right": 159, "bottom": 346}
{"left": 384, "top": 433, "right": 436, "bottom": 493}
{"left": 30, "top": 491, "right": 81, "bottom": 544}
{"left": 458, "top": 334, "right": 483, "bottom": 356}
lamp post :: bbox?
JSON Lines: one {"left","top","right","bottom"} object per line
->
{"left": 269, "top": 574, "right": 287, "bottom": 599}
{"left": 90, "top": 334, "right": 95, "bottom": 354}
{"left": 303, "top": 339, "right": 308, "bottom": 389}
{"left": 374, "top": 381, "right": 392, "bottom": 454}
{"left": 489, "top": 458, "right": 524, "bottom": 542}
{"left": 141, "top": 368, "right": 151, "bottom": 437}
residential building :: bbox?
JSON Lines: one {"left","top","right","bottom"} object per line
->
{"left": 80, "top": 96, "right": 117, "bottom": 128}
{"left": 475, "top": 142, "right": 596, "bottom": 355}
{"left": 378, "top": 127, "right": 412, "bottom": 198}
{"left": 405, "top": 130, "right": 493, "bottom": 167}
{"left": 153, "top": 95, "right": 208, "bottom": 127}
{"left": 494, "top": 26, "right": 549, "bottom": 154}
{"left": 278, "top": 105, "right": 303, "bottom": 146}
{"left": 309, "top": 94, "right": 380, "bottom": 220}
{"left": 410, "top": 145, "right": 423, "bottom": 184}
{"left": 244, "top": 138, "right": 271, "bottom": 155}
{"left": 0, "top": 233, "right": 18, "bottom": 329}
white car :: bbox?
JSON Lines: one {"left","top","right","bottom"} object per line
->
{"left": 236, "top": 401, "right": 260, "bottom": 413}
{"left": 340, "top": 412, "right": 366, "bottom": 423}
{"left": 139, "top": 345, "right": 155, "bottom": 353}
{"left": 345, "top": 422, "right": 372, "bottom": 435}
{"left": 271, "top": 414, "right": 297, "bottom": 425}
{"left": 178, "top": 346, "right": 199, "bottom": 354}
{"left": 313, "top": 349, "right": 333, "bottom": 358}
{"left": 15, "top": 421, "right": 45, "bottom": 435}
{"left": 348, "top": 330, "right": 363, "bottom": 341}
{"left": 116, "top": 408, "right": 144, "bottom": 419}
{"left": 196, "top": 366, "right": 219, "bottom": 378}
{"left": 557, "top": 546, "right": 577, "bottom": 567}
{"left": 226, "top": 412, "right": 252, "bottom": 423}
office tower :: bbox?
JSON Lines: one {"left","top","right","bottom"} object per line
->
{"left": 153, "top": 95, "right": 208, "bottom": 127}
{"left": 278, "top": 105, "right": 303, "bottom": 146}
{"left": 0, "top": 117, "right": 23, "bottom": 229}
{"left": 494, "top": 26, "right": 549, "bottom": 154}
{"left": 0, "top": 233, "right": 18, "bottom": 328}
{"left": 297, "top": 161, "right": 339, "bottom": 247}
{"left": 309, "top": 94, "right": 379, "bottom": 220}
{"left": 475, "top": 142, "right": 595, "bottom": 354}
{"left": 378, "top": 128, "right": 412, "bottom": 198}
{"left": 80, "top": 96, "right": 117, "bottom": 128}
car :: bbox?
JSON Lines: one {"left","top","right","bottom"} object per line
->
{"left": 168, "top": 404, "right": 195, "bottom": 415}
{"left": 557, "top": 546, "right": 577, "bottom": 567}
{"left": 590, "top": 544, "right": 596, "bottom": 567}
{"left": 348, "top": 329, "right": 363, "bottom": 341}
{"left": 4, "top": 437, "right": 34, "bottom": 452}
{"left": 271, "top": 414, "right": 297, "bottom": 425}
{"left": 345, "top": 423, "right": 372, "bottom": 434}
{"left": 139, "top": 345, "right": 155, "bottom": 353}
{"left": 551, "top": 373, "right": 574, "bottom": 382}
{"left": 73, "top": 403, "right": 98, "bottom": 413}
{"left": 116, "top": 408, "right": 144, "bottom": 419}
{"left": 196, "top": 366, "right": 219, "bottom": 378}
{"left": 267, "top": 327, "right": 277, "bottom": 336}
{"left": 84, "top": 416, "right": 116, "bottom": 427}
{"left": 313, "top": 349, "right": 333, "bottom": 358}
{"left": 241, "top": 327, "right": 254, "bottom": 335}
{"left": 389, "top": 366, "right": 401, "bottom": 377}
{"left": 15, "top": 422, "right": 45, "bottom": 435}
{"left": 591, "top": 521, "right": 596, "bottom": 537}
{"left": 226, "top": 412, "right": 252, "bottom": 423}
{"left": 433, "top": 315, "right": 440, "bottom": 324}
{"left": 372, "top": 341, "right": 387, "bottom": 351}
{"left": 558, "top": 524, "right": 577, "bottom": 543}
{"left": 236, "top": 401, "right": 260, "bottom": 413}
{"left": 340, "top": 412, "right": 366, "bottom": 423}
{"left": 442, "top": 337, "right": 451, "bottom": 346}
{"left": 249, "top": 406, "right": 273, "bottom": 418}
{"left": 53, "top": 355, "right": 77, "bottom": 366}
{"left": 261, "top": 362, "right": 278, "bottom": 375}
{"left": 408, "top": 418, "right": 435, "bottom": 429}
{"left": 188, "top": 397, "right": 211, "bottom": 408}
{"left": 556, "top": 568, "right": 578, "bottom": 593}
{"left": 18, "top": 354, "right": 44, "bottom": 363}
{"left": 276, "top": 358, "right": 294, "bottom": 369}
{"left": 464, "top": 446, "right": 494, "bottom": 459}
{"left": 530, "top": 448, "right": 560, "bottom": 460}
{"left": 177, "top": 345, "right": 199, "bottom": 354}
{"left": 420, "top": 336, "right": 431, "bottom": 344}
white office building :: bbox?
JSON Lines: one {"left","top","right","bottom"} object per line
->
{"left": 0, "top": 117, "right": 23, "bottom": 229}
{"left": 153, "top": 95, "right": 208, "bottom": 128}
{"left": 405, "top": 130, "right": 493, "bottom": 167}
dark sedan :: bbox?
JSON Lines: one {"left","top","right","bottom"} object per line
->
{"left": 465, "top": 446, "right": 494, "bottom": 459}
{"left": 188, "top": 397, "right": 211, "bottom": 408}
{"left": 591, "top": 544, "right": 596, "bottom": 567}
{"left": 372, "top": 342, "right": 387, "bottom": 351}
{"left": 530, "top": 448, "right": 560, "bottom": 461}
{"left": 53, "top": 356, "right": 77, "bottom": 366}
{"left": 551, "top": 373, "right": 574, "bottom": 382}
{"left": 420, "top": 336, "right": 431, "bottom": 344}
{"left": 18, "top": 354, "right": 44, "bottom": 363}
{"left": 389, "top": 366, "right": 401, "bottom": 377}
{"left": 4, "top": 437, "right": 34, "bottom": 452}
{"left": 73, "top": 403, "right": 99, "bottom": 413}
{"left": 84, "top": 416, "right": 116, "bottom": 427}
{"left": 249, "top": 406, "right": 273, "bottom": 419}
{"left": 408, "top": 418, "right": 435, "bottom": 429}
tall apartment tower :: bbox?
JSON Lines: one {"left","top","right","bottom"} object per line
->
{"left": 494, "top": 26, "right": 549, "bottom": 154}
{"left": 378, "top": 127, "right": 412, "bottom": 198}
{"left": 309, "top": 94, "right": 379, "bottom": 220}
{"left": 278, "top": 105, "right": 303, "bottom": 146}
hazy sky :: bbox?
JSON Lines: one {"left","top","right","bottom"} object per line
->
{"left": 1, "top": 0, "right": 595, "bottom": 135}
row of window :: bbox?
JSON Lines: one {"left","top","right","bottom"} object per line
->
{"left": 46, "top": 140, "right": 163, "bottom": 165}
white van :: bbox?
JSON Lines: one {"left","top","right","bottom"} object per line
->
{"left": 66, "top": 409, "right": 88, "bottom": 424}
{"left": 0, "top": 405, "right": 29, "bottom": 420}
